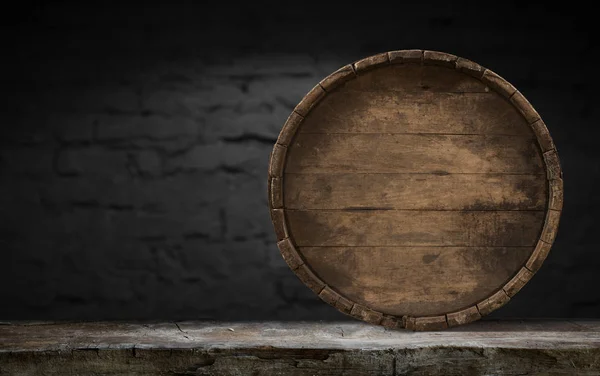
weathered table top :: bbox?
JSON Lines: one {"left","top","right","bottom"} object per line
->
{"left": 1, "top": 320, "right": 599, "bottom": 375}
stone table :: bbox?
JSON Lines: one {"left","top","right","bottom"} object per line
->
{"left": 1, "top": 320, "right": 599, "bottom": 375}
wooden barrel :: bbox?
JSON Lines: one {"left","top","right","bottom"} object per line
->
{"left": 268, "top": 50, "right": 562, "bottom": 330}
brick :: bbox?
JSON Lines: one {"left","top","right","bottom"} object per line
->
{"left": 35, "top": 171, "right": 233, "bottom": 215}
{"left": 204, "top": 109, "right": 282, "bottom": 142}
{"left": 165, "top": 144, "right": 225, "bottom": 171}
{"left": 248, "top": 77, "right": 316, "bottom": 108}
{"left": 0, "top": 113, "right": 52, "bottom": 146}
{"left": 141, "top": 89, "right": 195, "bottom": 117}
{"left": 166, "top": 142, "right": 270, "bottom": 175}
{"left": 314, "top": 53, "right": 355, "bottom": 78}
{"left": 55, "top": 147, "right": 129, "bottom": 177}
{"left": 95, "top": 115, "right": 198, "bottom": 141}
{"left": 183, "top": 82, "right": 246, "bottom": 109}
{"left": 133, "top": 150, "right": 162, "bottom": 177}
{"left": 225, "top": 179, "right": 271, "bottom": 239}
{"left": 45, "top": 86, "right": 139, "bottom": 113}
{"left": 46, "top": 113, "right": 95, "bottom": 142}
{"left": 447, "top": 306, "right": 481, "bottom": 327}
{"left": 107, "top": 205, "right": 223, "bottom": 240}
{"left": 1, "top": 147, "right": 55, "bottom": 178}
{"left": 277, "top": 238, "right": 303, "bottom": 270}
{"left": 204, "top": 54, "right": 317, "bottom": 76}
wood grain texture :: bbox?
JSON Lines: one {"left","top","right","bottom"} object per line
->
{"left": 339, "top": 64, "right": 488, "bottom": 93}
{"left": 300, "top": 91, "right": 531, "bottom": 135}
{"left": 268, "top": 144, "right": 286, "bottom": 177}
{"left": 550, "top": 178, "right": 564, "bottom": 211}
{"left": 526, "top": 240, "right": 552, "bottom": 272}
{"left": 423, "top": 50, "right": 457, "bottom": 68}
{"left": 276, "top": 111, "right": 303, "bottom": 147}
{"left": 482, "top": 70, "right": 517, "bottom": 98}
{"left": 320, "top": 64, "right": 356, "bottom": 92}
{"left": 3, "top": 321, "right": 600, "bottom": 376}
{"left": 270, "top": 209, "right": 287, "bottom": 241}
{"left": 422, "top": 66, "right": 488, "bottom": 92}
{"left": 447, "top": 306, "right": 481, "bottom": 327}
{"left": 543, "top": 150, "right": 562, "bottom": 180}
{"left": 540, "top": 209, "right": 561, "bottom": 244}
{"left": 531, "top": 119, "right": 556, "bottom": 152}
{"left": 287, "top": 134, "right": 543, "bottom": 174}
{"left": 388, "top": 49, "right": 423, "bottom": 64}
{"left": 477, "top": 289, "right": 510, "bottom": 316}
{"left": 353, "top": 53, "right": 389, "bottom": 73}
{"left": 414, "top": 316, "right": 448, "bottom": 331}
{"left": 277, "top": 238, "right": 303, "bottom": 270}
{"left": 456, "top": 57, "right": 485, "bottom": 78}
{"left": 300, "top": 246, "right": 532, "bottom": 316}
{"left": 318, "top": 286, "right": 340, "bottom": 306}
{"left": 380, "top": 315, "right": 403, "bottom": 329}
{"left": 294, "top": 84, "right": 325, "bottom": 117}
{"left": 270, "top": 177, "right": 283, "bottom": 208}
{"left": 283, "top": 173, "right": 547, "bottom": 210}
{"left": 503, "top": 267, "right": 534, "bottom": 297}
{"left": 511, "top": 91, "right": 541, "bottom": 124}
{"left": 335, "top": 295, "right": 354, "bottom": 314}
{"left": 294, "top": 264, "right": 325, "bottom": 294}
{"left": 287, "top": 211, "right": 544, "bottom": 247}
{"left": 350, "top": 304, "right": 384, "bottom": 325}
{"left": 268, "top": 50, "right": 562, "bottom": 329}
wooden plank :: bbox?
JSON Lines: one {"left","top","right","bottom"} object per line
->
{"left": 423, "top": 50, "right": 458, "bottom": 68}
{"left": 294, "top": 264, "right": 325, "bottom": 294}
{"left": 268, "top": 144, "right": 286, "bottom": 177}
{"left": 277, "top": 238, "right": 303, "bottom": 270}
{"left": 421, "top": 66, "right": 487, "bottom": 92}
{"left": 477, "top": 289, "right": 511, "bottom": 316}
{"left": 294, "top": 84, "right": 325, "bottom": 117}
{"left": 318, "top": 286, "right": 340, "bottom": 306}
{"left": 270, "top": 209, "right": 287, "bottom": 241}
{"left": 456, "top": 57, "right": 485, "bottom": 78}
{"left": 341, "top": 64, "right": 487, "bottom": 93}
{"left": 319, "top": 64, "right": 356, "bottom": 92}
{"left": 414, "top": 316, "right": 448, "bottom": 331}
{"left": 301, "top": 91, "right": 531, "bottom": 135}
{"left": 526, "top": 240, "right": 552, "bottom": 272}
{"left": 447, "top": 306, "right": 481, "bottom": 327}
{"left": 270, "top": 177, "right": 283, "bottom": 208}
{"left": 350, "top": 304, "right": 383, "bottom": 325}
{"left": 353, "top": 52, "right": 389, "bottom": 74}
{"left": 511, "top": 91, "right": 541, "bottom": 124}
{"left": 342, "top": 63, "right": 421, "bottom": 92}
{"left": 531, "top": 119, "right": 556, "bottom": 152}
{"left": 503, "top": 267, "right": 534, "bottom": 297}
{"left": 543, "top": 150, "right": 562, "bottom": 180}
{"left": 482, "top": 70, "right": 517, "bottom": 98}
{"left": 4, "top": 321, "right": 600, "bottom": 375}
{"left": 389, "top": 49, "right": 422, "bottom": 64}
{"left": 283, "top": 173, "right": 547, "bottom": 210}
{"left": 286, "top": 134, "right": 544, "bottom": 174}
{"left": 300, "top": 246, "right": 532, "bottom": 316}
{"left": 276, "top": 111, "right": 303, "bottom": 147}
{"left": 286, "top": 211, "right": 544, "bottom": 247}
{"left": 540, "top": 209, "right": 561, "bottom": 244}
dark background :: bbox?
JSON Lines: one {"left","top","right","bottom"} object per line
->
{"left": 0, "top": 2, "right": 598, "bottom": 321}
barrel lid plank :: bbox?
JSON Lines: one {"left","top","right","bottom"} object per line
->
{"left": 268, "top": 50, "right": 562, "bottom": 330}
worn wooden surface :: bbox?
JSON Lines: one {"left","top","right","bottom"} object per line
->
{"left": 1, "top": 321, "right": 599, "bottom": 375}
{"left": 269, "top": 50, "right": 563, "bottom": 329}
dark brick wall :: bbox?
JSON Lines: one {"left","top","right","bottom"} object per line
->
{"left": 0, "top": 3, "right": 598, "bottom": 320}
